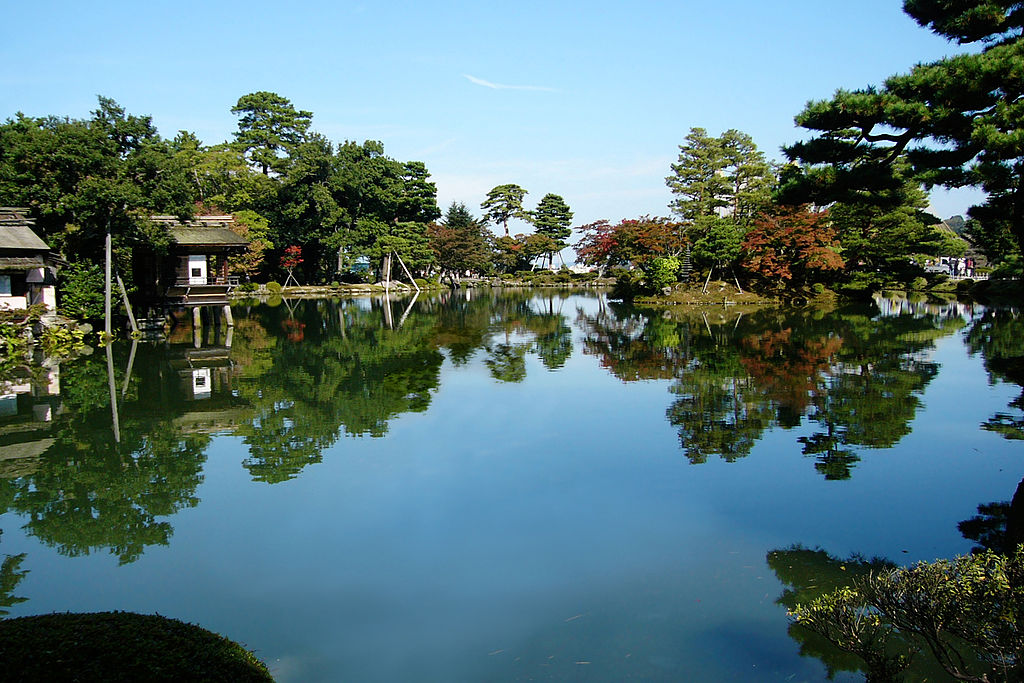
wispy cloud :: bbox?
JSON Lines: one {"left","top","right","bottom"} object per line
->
{"left": 463, "top": 74, "right": 556, "bottom": 92}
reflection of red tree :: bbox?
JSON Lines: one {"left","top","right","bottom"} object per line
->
{"left": 282, "top": 319, "right": 306, "bottom": 343}
{"left": 739, "top": 329, "right": 843, "bottom": 414}
{"left": 583, "top": 339, "right": 682, "bottom": 381}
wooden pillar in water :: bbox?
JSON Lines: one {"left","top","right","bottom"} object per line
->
{"left": 193, "top": 307, "right": 202, "bottom": 349}
{"left": 223, "top": 304, "right": 234, "bottom": 327}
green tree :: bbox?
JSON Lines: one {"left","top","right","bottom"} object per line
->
{"left": 0, "top": 97, "right": 193, "bottom": 295}
{"left": 481, "top": 184, "right": 529, "bottom": 237}
{"left": 666, "top": 127, "right": 773, "bottom": 226}
{"left": 531, "top": 193, "right": 573, "bottom": 268}
{"left": 231, "top": 91, "right": 312, "bottom": 176}
{"left": 491, "top": 233, "right": 560, "bottom": 274}
{"left": 783, "top": 1, "right": 1024, "bottom": 262}
{"left": 691, "top": 215, "right": 745, "bottom": 274}
{"left": 719, "top": 128, "right": 774, "bottom": 225}
{"left": 666, "top": 127, "right": 732, "bottom": 222}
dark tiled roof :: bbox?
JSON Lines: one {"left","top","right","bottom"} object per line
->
{"left": 167, "top": 226, "right": 249, "bottom": 246}
{"left": 0, "top": 225, "right": 50, "bottom": 252}
{"left": 151, "top": 215, "right": 249, "bottom": 247}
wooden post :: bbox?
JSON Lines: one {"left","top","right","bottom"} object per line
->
{"left": 104, "top": 232, "right": 112, "bottom": 336}
{"left": 115, "top": 274, "right": 139, "bottom": 335}
{"left": 394, "top": 251, "right": 421, "bottom": 292}
{"left": 222, "top": 304, "right": 234, "bottom": 327}
{"left": 105, "top": 343, "right": 120, "bottom": 444}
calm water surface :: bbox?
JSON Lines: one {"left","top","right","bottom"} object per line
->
{"left": 1, "top": 291, "right": 1021, "bottom": 681}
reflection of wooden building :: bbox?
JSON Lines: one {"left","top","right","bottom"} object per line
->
{"left": 0, "top": 208, "right": 61, "bottom": 316}
{"left": 0, "top": 364, "right": 61, "bottom": 479}
{"left": 135, "top": 216, "right": 248, "bottom": 310}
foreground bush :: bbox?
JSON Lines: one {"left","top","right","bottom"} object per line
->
{"left": 790, "top": 547, "right": 1024, "bottom": 682}
{"left": 0, "top": 611, "right": 274, "bottom": 682}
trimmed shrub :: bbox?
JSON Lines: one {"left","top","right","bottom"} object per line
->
{"left": 643, "top": 256, "right": 681, "bottom": 292}
{"left": 0, "top": 612, "right": 273, "bottom": 682}
{"left": 265, "top": 281, "right": 283, "bottom": 293}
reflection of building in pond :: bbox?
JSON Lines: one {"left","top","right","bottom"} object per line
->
{"left": 0, "top": 362, "right": 61, "bottom": 479}
{"left": 156, "top": 346, "right": 252, "bottom": 436}
{"left": 873, "top": 294, "right": 977, "bottom": 320}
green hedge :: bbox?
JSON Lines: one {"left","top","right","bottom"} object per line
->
{"left": 0, "top": 611, "right": 274, "bottom": 681}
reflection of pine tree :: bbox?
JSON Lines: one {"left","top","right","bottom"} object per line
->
{"left": 235, "top": 299, "right": 445, "bottom": 482}
{"left": 966, "top": 310, "right": 1024, "bottom": 441}
{"left": 960, "top": 478, "right": 1024, "bottom": 555}
{"left": 485, "top": 343, "right": 528, "bottom": 383}
{"left": 797, "top": 430, "right": 859, "bottom": 481}
{"left": 0, "top": 531, "right": 28, "bottom": 615}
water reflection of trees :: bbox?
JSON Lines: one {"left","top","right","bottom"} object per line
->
{"left": 219, "top": 291, "right": 578, "bottom": 482}
{"left": 579, "top": 301, "right": 965, "bottom": 477}
{"left": 0, "top": 350, "right": 209, "bottom": 566}
{"left": 959, "top": 308, "right": 1024, "bottom": 555}
{"left": 966, "top": 309, "right": 1024, "bottom": 441}
{"left": 767, "top": 306, "right": 1024, "bottom": 679}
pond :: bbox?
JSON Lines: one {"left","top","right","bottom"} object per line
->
{"left": 1, "top": 290, "right": 1021, "bottom": 681}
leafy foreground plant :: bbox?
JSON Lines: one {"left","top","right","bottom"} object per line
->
{"left": 0, "top": 611, "right": 274, "bottom": 682}
{"left": 789, "top": 547, "right": 1024, "bottom": 682}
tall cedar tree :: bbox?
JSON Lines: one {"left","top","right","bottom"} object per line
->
{"left": 531, "top": 193, "right": 573, "bottom": 268}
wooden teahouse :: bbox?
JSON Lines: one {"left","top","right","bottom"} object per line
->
{"left": 134, "top": 215, "right": 248, "bottom": 315}
{"left": 0, "top": 208, "right": 61, "bottom": 317}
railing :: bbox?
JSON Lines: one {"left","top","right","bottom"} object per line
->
{"left": 173, "top": 276, "right": 241, "bottom": 287}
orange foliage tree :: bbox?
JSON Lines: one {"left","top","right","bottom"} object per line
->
{"left": 741, "top": 206, "right": 844, "bottom": 287}
{"left": 575, "top": 216, "right": 685, "bottom": 274}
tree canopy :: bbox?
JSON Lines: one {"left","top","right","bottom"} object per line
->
{"left": 782, "top": 0, "right": 1024, "bottom": 261}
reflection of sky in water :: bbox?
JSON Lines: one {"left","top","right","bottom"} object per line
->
{"left": 0, "top": 295, "right": 1020, "bottom": 682}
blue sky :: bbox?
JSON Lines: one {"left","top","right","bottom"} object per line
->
{"left": 2, "top": 0, "right": 982, "bottom": 234}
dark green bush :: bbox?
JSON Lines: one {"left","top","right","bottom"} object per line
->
{"left": 0, "top": 611, "right": 273, "bottom": 682}
{"left": 59, "top": 262, "right": 106, "bottom": 321}
{"left": 236, "top": 282, "right": 258, "bottom": 293}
